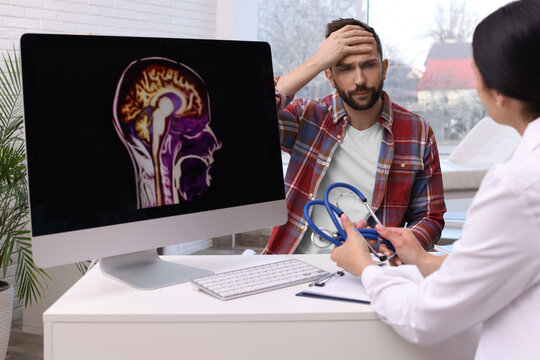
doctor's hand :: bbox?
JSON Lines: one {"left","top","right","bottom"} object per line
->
{"left": 377, "top": 243, "right": 402, "bottom": 266}
{"left": 356, "top": 222, "right": 402, "bottom": 266}
{"left": 313, "top": 25, "right": 376, "bottom": 70}
{"left": 374, "top": 224, "right": 425, "bottom": 266}
{"left": 331, "top": 214, "right": 376, "bottom": 276}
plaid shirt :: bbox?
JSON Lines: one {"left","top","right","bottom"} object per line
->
{"left": 263, "top": 87, "right": 446, "bottom": 255}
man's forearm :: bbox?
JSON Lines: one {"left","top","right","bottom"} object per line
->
{"left": 275, "top": 57, "right": 326, "bottom": 97}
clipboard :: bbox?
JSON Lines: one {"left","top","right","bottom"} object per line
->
{"left": 434, "top": 244, "right": 454, "bottom": 255}
{"left": 296, "top": 271, "right": 370, "bottom": 304}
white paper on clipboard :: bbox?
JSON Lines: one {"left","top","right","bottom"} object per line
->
{"left": 296, "top": 271, "right": 370, "bottom": 304}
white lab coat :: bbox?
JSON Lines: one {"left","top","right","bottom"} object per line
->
{"left": 361, "top": 118, "right": 540, "bottom": 359}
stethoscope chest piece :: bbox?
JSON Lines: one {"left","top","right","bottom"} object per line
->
{"left": 310, "top": 228, "right": 334, "bottom": 248}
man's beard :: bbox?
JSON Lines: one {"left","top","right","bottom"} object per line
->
{"left": 336, "top": 80, "right": 384, "bottom": 111}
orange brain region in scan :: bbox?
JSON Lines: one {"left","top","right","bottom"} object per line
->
{"left": 120, "top": 65, "right": 203, "bottom": 126}
{"left": 113, "top": 58, "right": 221, "bottom": 209}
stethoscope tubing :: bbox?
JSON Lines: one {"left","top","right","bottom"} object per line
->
{"left": 303, "top": 182, "right": 395, "bottom": 252}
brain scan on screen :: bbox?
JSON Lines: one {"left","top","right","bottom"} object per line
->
{"left": 113, "top": 57, "right": 221, "bottom": 208}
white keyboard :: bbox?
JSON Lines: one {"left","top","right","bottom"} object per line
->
{"left": 191, "top": 258, "right": 329, "bottom": 300}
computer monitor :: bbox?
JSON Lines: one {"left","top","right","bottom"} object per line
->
{"left": 20, "top": 33, "right": 286, "bottom": 289}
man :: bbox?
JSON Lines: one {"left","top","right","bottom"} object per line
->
{"left": 263, "top": 18, "right": 446, "bottom": 257}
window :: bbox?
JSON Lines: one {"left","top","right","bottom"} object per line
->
{"left": 252, "top": 0, "right": 516, "bottom": 240}
{"left": 366, "top": 0, "right": 512, "bottom": 154}
{"left": 257, "top": 0, "right": 511, "bottom": 151}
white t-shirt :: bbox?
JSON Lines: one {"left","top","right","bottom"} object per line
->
{"left": 296, "top": 121, "right": 383, "bottom": 254}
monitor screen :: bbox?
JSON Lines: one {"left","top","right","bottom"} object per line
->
{"left": 21, "top": 34, "right": 286, "bottom": 288}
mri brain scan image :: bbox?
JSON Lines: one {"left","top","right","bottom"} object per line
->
{"left": 113, "top": 57, "right": 221, "bottom": 208}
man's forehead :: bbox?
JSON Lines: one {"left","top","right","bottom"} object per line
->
{"left": 336, "top": 53, "right": 381, "bottom": 66}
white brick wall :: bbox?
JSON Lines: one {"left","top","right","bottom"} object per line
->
{"left": 0, "top": 0, "right": 218, "bottom": 320}
{"left": 0, "top": 0, "right": 217, "bottom": 53}
{"left": 162, "top": 239, "right": 213, "bottom": 256}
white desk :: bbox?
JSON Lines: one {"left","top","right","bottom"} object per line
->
{"left": 44, "top": 255, "right": 479, "bottom": 359}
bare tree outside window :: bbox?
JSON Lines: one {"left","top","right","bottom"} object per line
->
{"left": 428, "top": 0, "right": 479, "bottom": 43}
{"left": 412, "top": 0, "right": 485, "bottom": 146}
{"left": 369, "top": 0, "right": 489, "bottom": 149}
{"left": 257, "top": 0, "right": 357, "bottom": 99}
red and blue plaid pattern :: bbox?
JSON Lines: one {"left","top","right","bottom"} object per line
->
{"left": 263, "top": 87, "right": 446, "bottom": 254}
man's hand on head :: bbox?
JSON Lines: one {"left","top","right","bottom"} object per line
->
{"left": 313, "top": 25, "right": 376, "bottom": 70}
{"left": 275, "top": 25, "right": 376, "bottom": 101}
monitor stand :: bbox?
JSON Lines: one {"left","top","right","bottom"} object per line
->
{"left": 99, "top": 249, "right": 214, "bottom": 290}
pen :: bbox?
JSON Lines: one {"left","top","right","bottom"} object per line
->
{"left": 309, "top": 270, "right": 345, "bottom": 287}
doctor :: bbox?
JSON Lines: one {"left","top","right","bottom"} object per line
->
{"left": 331, "top": 1, "right": 540, "bottom": 359}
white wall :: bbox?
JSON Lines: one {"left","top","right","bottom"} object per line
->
{"left": 0, "top": 0, "right": 217, "bottom": 53}
{"left": 215, "top": 0, "right": 257, "bottom": 40}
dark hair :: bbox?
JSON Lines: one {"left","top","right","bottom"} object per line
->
{"left": 326, "top": 18, "right": 383, "bottom": 59}
{"left": 473, "top": 0, "right": 540, "bottom": 118}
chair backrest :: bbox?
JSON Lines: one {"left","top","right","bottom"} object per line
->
{"left": 448, "top": 117, "right": 521, "bottom": 168}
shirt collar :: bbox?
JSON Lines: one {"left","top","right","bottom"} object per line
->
{"left": 513, "top": 117, "right": 540, "bottom": 159}
{"left": 379, "top": 91, "right": 393, "bottom": 127}
{"left": 331, "top": 92, "right": 348, "bottom": 124}
{"left": 332, "top": 91, "right": 393, "bottom": 128}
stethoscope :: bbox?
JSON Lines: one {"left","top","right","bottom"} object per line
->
{"left": 303, "top": 182, "right": 395, "bottom": 262}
